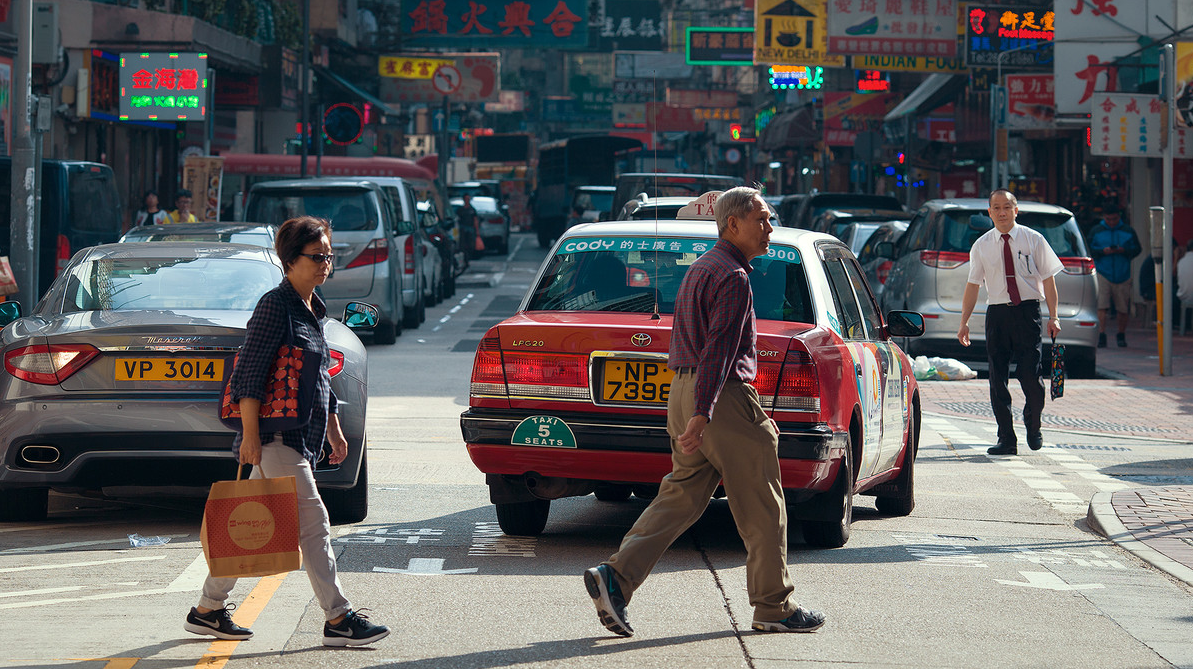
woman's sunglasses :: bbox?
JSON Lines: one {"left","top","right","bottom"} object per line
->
{"left": 300, "top": 253, "right": 335, "bottom": 264}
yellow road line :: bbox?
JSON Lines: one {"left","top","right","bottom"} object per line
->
{"left": 195, "top": 572, "right": 289, "bottom": 669}
{"left": 104, "top": 660, "right": 140, "bottom": 669}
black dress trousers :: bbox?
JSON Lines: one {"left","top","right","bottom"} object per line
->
{"left": 984, "top": 300, "right": 1045, "bottom": 446}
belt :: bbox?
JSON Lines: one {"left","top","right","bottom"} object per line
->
{"left": 993, "top": 299, "right": 1038, "bottom": 307}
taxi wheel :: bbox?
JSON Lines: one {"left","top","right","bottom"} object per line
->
{"left": 594, "top": 484, "right": 632, "bottom": 502}
{"left": 496, "top": 499, "right": 550, "bottom": 536}
{"left": 802, "top": 447, "right": 853, "bottom": 548}
{"left": 876, "top": 409, "right": 916, "bottom": 516}
{"left": 0, "top": 487, "right": 49, "bottom": 521}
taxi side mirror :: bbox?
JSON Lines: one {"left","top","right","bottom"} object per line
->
{"left": 0, "top": 301, "right": 22, "bottom": 326}
{"left": 343, "top": 301, "right": 379, "bottom": 330}
{"left": 886, "top": 310, "right": 925, "bottom": 338}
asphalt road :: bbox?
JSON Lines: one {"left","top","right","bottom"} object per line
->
{"left": 1, "top": 232, "right": 1191, "bottom": 669}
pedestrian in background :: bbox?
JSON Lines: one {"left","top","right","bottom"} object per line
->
{"left": 164, "top": 189, "right": 198, "bottom": 225}
{"left": 1088, "top": 205, "right": 1142, "bottom": 347}
{"left": 958, "top": 189, "right": 1063, "bottom": 456}
{"left": 1177, "top": 238, "right": 1193, "bottom": 321}
{"left": 583, "top": 186, "right": 825, "bottom": 637}
{"left": 134, "top": 190, "right": 168, "bottom": 227}
{"left": 184, "top": 216, "right": 389, "bottom": 648}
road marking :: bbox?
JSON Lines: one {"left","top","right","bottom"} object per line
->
{"left": 0, "top": 553, "right": 208, "bottom": 609}
{"left": 374, "top": 557, "right": 478, "bottom": 575}
{"left": 469, "top": 521, "right": 537, "bottom": 557}
{"left": 0, "top": 585, "right": 87, "bottom": 598}
{"left": 0, "top": 534, "right": 189, "bottom": 554}
{"left": 432, "top": 293, "right": 474, "bottom": 331}
{"left": 995, "top": 571, "right": 1105, "bottom": 591}
{"left": 195, "top": 572, "right": 287, "bottom": 669}
{"left": 0, "top": 555, "right": 164, "bottom": 573}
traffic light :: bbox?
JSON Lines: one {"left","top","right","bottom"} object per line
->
{"left": 730, "top": 124, "right": 742, "bottom": 141}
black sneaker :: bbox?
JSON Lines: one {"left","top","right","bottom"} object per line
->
{"left": 322, "top": 609, "right": 390, "bottom": 647}
{"left": 987, "top": 442, "right": 1018, "bottom": 455}
{"left": 1117, "top": 332, "right": 1127, "bottom": 347}
{"left": 584, "top": 564, "right": 633, "bottom": 637}
{"left": 1097, "top": 333, "right": 1107, "bottom": 348}
{"left": 184, "top": 604, "right": 254, "bottom": 640}
{"left": 752, "top": 605, "right": 826, "bottom": 633}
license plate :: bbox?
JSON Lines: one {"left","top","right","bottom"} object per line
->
{"left": 116, "top": 358, "right": 224, "bottom": 382}
{"left": 602, "top": 360, "right": 673, "bottom": 404}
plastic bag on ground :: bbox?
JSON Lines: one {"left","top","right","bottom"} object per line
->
{"left": 912, "top": 356, "right": 936, "bottom": 380}
{"left": 928, "top": 356, "right": 978, "bottom": 380}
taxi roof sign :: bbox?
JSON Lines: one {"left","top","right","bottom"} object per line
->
{"left": 676, "top": 191, "right": 724, "bottom": 220}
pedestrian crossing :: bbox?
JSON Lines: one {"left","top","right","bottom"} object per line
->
{"left": 921, "top": 413, "right": 1130, "bottom": 516}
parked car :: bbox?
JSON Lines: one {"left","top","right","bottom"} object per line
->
{"left": 367, "top": 176, "right": 434, "bottom": 330}
{"left": 853, "top": 221, "right": 909, "bottom": 302}
{"left": 0, "top": 242, "right": 377, "bottom": 522}
{"left": 461, "top": 194, "right": 926, "bottom": 547}
{"left": 775, "top": 193, "right": 808, "bottom": 229}
{"left": 785, "top": 192, "right": 906, "bottom": 230}
{"left": 809, "top": 209, "right": 911, "bottom": 240}
{"left": 615, "top": 195, "right": 693, "bottom": 220}
{"left": 120, "top": 222, "right": 277, "bottom": 247}
{"left": 458, "top": 196, "right": 510, "bottom": 255}
{"left": 571, "top": 186, "right": 617, "bottom": 224}
{"left": 417, "top": 199, "right": 454, "bottom": 302}
{"left": 448, "top": 179, "right": 504, "bottom": 202}
{"left": 610, "top": 173, "right": 745, "bottom": 220}
{"left": 0, "top": 159, "right": 123, "bottom": 300}
{"left": 877, "top": 198, "right": 1098, "bottom": 377}
{"left": 244, "top": 178, "right": 407, "bottom": 344}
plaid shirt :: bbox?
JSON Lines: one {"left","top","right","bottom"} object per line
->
{"left": 668, "top": 238, "right": 757, "bottom": 420}
{"left": 229, "top": 278, "right": 337, "bottom": 465}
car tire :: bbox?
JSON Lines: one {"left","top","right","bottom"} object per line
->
{"left": 0, "top": 487, "right": 49, "bottom": 521}
{"left": 594, "top": 484, "right": 632, "bottom": 502}
{"left": 324, "top": 451, "right": 369, "bottom": 525}
{"left": 1068, "top": 349, "right": 1096, "bottom": 379}
{"left": 373, "top": 318, "right": 398, "bottom": 346}
{"left": 801, "top": 443, "right": 853, "bottom": 548}
{"left": 875, "top": 407, "right": 916, "bottom": 516}
{"left": 495, "top": 499, "right": 550, "bottom": 536}
{"left": 445, "top": 270, "right": 456, "bottom": 298}
{"left": 403, "top": 291, "right": 422, "bottom": 329}
{"left": 417, "top": 290, "right": 426, "bottom": 323}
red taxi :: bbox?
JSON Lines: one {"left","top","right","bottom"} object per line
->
{"left": 461, "top": 194, "right": 925, "bottom": 547}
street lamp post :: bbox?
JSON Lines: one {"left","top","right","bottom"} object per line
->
{"left": 991, "top": 42, "right": 1047, "bottom": 192}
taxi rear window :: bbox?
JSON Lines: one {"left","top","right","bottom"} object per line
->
{"left": 525, "top": 237, "right": 814, "bottom": 323}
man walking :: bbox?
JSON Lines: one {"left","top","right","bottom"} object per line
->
{"left": 958, "top": 189, "right": 1063, "bottom": 456}
{"left": 583, "top": 187, "right": 825, "bottom": 637}
{"left": 1088, "top": 205, "right": 1141, "bottom": 347}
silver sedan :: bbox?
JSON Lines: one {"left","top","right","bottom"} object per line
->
{"left": 0, "top": 243, "right": 376, "bottom": 523}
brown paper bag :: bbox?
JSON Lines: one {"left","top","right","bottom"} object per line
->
{"left": 201, "top": 474, "right": 301, "bottom": 578}
{"left": 0, "top": 257, "right": 18, "bottom": 296}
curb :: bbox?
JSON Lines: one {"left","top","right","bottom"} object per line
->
{"left": 1086, "top": 491, "right": 1193, "bottom": 588}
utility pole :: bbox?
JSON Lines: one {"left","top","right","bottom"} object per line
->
{"left": 9, "top": 0, "right": 37, "bottom": 308}
{"left": 299, "top": 0, "right": 310, "bottom": 177}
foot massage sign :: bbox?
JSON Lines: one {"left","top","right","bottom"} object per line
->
{"left": 201, "top": 476, "right": 302, "bottom": 578}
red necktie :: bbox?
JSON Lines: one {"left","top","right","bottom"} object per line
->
{"left": 1002, "top": 233, "right": 1021, "bottom": 306}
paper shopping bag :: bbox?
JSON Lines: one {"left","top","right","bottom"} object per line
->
{"left": 201, "top": 474, "right": 301, "bottom": 578}
{"left": 1050, "top": 337, "right": 1065, "bottom": 401}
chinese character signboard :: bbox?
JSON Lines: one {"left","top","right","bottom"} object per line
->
{"left": 687, "top": 27, "right": 754, "bottom": 66}
{"left": 379, "top": 56, "right": 456, "bottom": 79}
{"left": 823, "top": 91, "right": 899, "bottom": 146}
{"left": 667, "top": 89, "right": 738, "bottom": 108}
{"left": 596, "top": 0, "right": 665, "bottom": 52}
{"left": 754, "top": 0, "right": 845, "bottom": 67}
{"left": 1089, "top": 93, "right": 1166, "bottom": 158}
{"left": 85, "top": 50, "right": 121, "bottom": 119}
{"left": 401, "top": 0, "right": 587, "bottom": 49}
{"left": 182, "top": 155, "right": 225, "bottom": 222}
{"left": 119, "top": 52, "right": 207, "bottom": 121}
{"left": 826, "top": 0, "right": 958, "bottom": 58}
{"left": 964, "top": 5, "right": 1054, "bottom": 69}
{"left": 850, "top": 54, "right": 967, "bottom": 73}
{"left": 1005, "top": 74, "right": 1054, "bottom": 129}
{"left": 379, "top": 53, "right": 500, "bottom": 104}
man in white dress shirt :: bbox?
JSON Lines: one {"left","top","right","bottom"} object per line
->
{"left": 957, "top": 189, "right": 1063, "bottom": 455}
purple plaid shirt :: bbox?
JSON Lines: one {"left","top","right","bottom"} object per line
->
{"left": 229, "top": 278, "right": 337, "bottom": 465}
{"left": 668, "top": 238, "right": 757, "bottom": 420}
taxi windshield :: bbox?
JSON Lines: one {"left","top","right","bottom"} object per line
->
{"left": 525, "top": 236, "right": 814, "bottom": 323}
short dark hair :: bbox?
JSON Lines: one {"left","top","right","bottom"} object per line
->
{"left": 1103, "top": 204, "right": 1122, "bottom": 216}
{"left": 175, "top": 189, "right": 193, "bottom": 200}
{"left": 276, "top": 216, "right": 332, "bottom": 271}
{"left": 988, "top": 188, "right": 1017, "bottom": 206}
{"left": 1187, "top": 238, "right": 1193, "bottom": 252}
{"left": 144, "top": 189, "right": 158, "bottom": 199}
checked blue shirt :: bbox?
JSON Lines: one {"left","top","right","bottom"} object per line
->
{"left": 228, "top": 278, "right": 337, "bottom": 465}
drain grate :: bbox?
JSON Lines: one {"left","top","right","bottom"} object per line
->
{"left": 936, "top": 401, "right": 1174, "bottom": 433}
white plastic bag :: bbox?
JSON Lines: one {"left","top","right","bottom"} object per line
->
{"left": 912, "top": 356, "right": 936, "bottom": 380}
{"left": 928, "top": 356, "right": 977, "bottom": 381}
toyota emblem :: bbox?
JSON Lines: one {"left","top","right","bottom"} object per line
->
{"left": 631, "top": 333, "right": 651, "bottom": 347}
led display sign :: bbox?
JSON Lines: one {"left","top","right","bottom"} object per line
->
{"left": 965, "top": 6, "right": 1054, "bottom": 70}
{"left": 119, "top": 52, "right": 207, "bottom": 121}
{"left": 855, "top": 70, "right": 891, "bottom": 93}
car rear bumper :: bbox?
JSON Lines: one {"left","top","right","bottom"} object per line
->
{"left": 460, "top": 408, "right": 842, "bottom": 492}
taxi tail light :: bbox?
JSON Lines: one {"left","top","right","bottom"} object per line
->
{"left": 470, "top": 335, "right": 507, "bottom": 396}
{"left": 876, "top": 260, "right": 893, "bottom": 284}
{"left": 919, "top": 250, "right": 968, "bottom": 269}
{"left": 750, "top": 362, "right": 781, "bottom": 410}
{"left": 774, "top": 350, "right": 820, "bottom": 412}
{"left": 503, "top": 352, "right": 590, "bottom": 399}
{"left": 5, "top": 344, "right": 100, "bottom": 385}
{"left": 328, "top": 349, "right": 345, "bottom": 377}
{"left": 404, "top": 236, "right": 416, "bottom": 276}
{"left": 1060, "top": 257, "right": 1095, "bottom": 275}
{"left": 346, "top": 238, "right": 389, "bottom": 269}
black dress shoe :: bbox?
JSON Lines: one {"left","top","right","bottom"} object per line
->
{"left": 987, "top": 442, "right": 1018, "bottom": 455}
{"left": 1027, "top": 434, "right": 1043, "bottom": 451}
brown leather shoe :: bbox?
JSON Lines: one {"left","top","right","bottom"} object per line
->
{"left": 987, "top": 442, "right": 1018, "bottom": 455}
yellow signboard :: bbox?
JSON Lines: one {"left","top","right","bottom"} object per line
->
{"left": 379, "top": 56, "right": 456, "bottom": 79}
{"left": 753, "top": 0, "right": 845, "bottom": 67}
{"left": 850, "top": 54, "right": 968, "bottom": 74}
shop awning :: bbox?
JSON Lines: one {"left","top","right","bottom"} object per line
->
{"left": 758, "top": 106, "right": 819, "bottom": 151}
{"left": 314, "top": 67, "right": 399, "bottom": 117}
{"left": 884, "top": 74, "right": 966, "bottom": 122}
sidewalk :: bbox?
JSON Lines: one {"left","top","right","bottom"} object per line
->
{"left": 917, "top": 323, "right": 1193, "bottom": 587}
